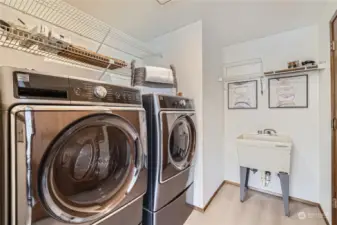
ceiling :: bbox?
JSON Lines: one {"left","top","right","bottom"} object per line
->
{"left": 65, "top": 0, "right": 329, "bottom": 47}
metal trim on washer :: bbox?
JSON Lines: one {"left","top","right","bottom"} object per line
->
{"left": 146, "top": 93, "right": 196, "bottom": 211}
{"left": 158, "top": 111, "right": 196, "bottom": 184}
{"left": 69, "top": 101, "right": 142, "bottom": 107}
{"left": 9, "top": 104, "right": 147, "bottom": 225}
{"left": 0, "top": 111, "right": 8, "bottom": 225}
{"left": 167, "top": 116, "right": 192, "bottom": 170}
{"left": 40, "top": 115, "right": 142, "bottom": 223}
{"left": 92, "top": 194, "right": 145, "bottom": 225}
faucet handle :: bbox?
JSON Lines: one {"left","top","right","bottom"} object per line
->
{"left": 263, "top": 129, "right": 277, "bottom": 135}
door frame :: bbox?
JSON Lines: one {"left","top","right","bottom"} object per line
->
{"left": 331, "top": 9, "right": 337, "bottom": 225}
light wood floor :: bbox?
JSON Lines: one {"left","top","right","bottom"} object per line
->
{"left": 185, "top": 184, "right": 327, "bottom": 225}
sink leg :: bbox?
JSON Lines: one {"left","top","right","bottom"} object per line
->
{"left": 240, "top": 166, "right": 250, "bottom": 202}
{"left": 279, "top": 172, "right": 290, "bottom": 217}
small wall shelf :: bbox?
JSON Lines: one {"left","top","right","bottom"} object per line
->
{"left": 264, "top": 64, "right": 326, "bottom": 76}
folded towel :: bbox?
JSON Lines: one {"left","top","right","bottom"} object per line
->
{"left": 137, "top": 86, "right": 176, "bottom": 95}
{"left": 144, "top": 66, "right": 174, "bottom": 84}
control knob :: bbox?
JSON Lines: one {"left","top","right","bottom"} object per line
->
{"left": 179, "top": 99, "right": 186, "bottom": 107}
{"left": 115, "top": 92, "right": 121, "bottom": 99}
{"left": 94, "top": 86, "right": 107, "bottom": 99}
{"left": 74, "top": 87, "right": 81, "bottom": 96}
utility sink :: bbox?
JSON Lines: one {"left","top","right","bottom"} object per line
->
{"left": 236, "top": 134, "right": 293, "bottom": 174}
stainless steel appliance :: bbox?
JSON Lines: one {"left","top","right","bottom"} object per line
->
{"left": 142, "top": 94, "right": 196, "bottom": 225}
{"left": 0, "top": 67, "right": 148, "bottom": 225}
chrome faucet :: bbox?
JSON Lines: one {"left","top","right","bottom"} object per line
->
{"left": 263, "top": 129, "right": 277, "bottom": 135}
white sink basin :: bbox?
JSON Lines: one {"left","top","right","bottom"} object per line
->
{"left": 236, "top": 134, "right": 292, "bottom": 174}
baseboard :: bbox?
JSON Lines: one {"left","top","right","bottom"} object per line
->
{"left": 186, "top": 203, "right": 204, "bottom": 213}
{"left": 223, "top": 180, "right": 240, "bottom": 187}
{"left": 225, "top": 180, "right": 330, "bottom": 225}
{"left": 318, "top": 204, "right": 330, "bottom": 225}
{"left": 202, "top": 181, "right": 226, "bottom": 212}
{"left": 188, "top": 179, "right": 330, "bottom": 225}
{"left": 187, "top": 181, "right": 226, "bottom": 213}
{"left": 224, "top": 180, "right": 318, "bottom": 206}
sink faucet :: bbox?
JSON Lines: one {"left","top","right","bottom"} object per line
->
{"left": 263, "top": 129, "right": 277, "bottom": 135}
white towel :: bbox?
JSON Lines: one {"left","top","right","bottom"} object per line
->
{"left": 137, "top": 86, "right": 176, "bottom": 95}
{"left": 144, "top": 66, "right": 174, "bottom": 84}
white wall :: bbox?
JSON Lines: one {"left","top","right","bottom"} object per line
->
{"left": 222, "top": 25, "right": 320, "bottom": 202}
{"left": 0, "top": 4, "right": 143, "bottom": 85}
{"left": 318, "top": 3, "right": 337, "bottom": 224}
{"left": 202, "top": 31, "right": 225, "bottom": 205}
{"left": 146, "top": 21, "right": 204, "bottom": 207}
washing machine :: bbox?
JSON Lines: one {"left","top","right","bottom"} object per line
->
{"left": 0, "top": 67, "right": 148, "bottom": 225}
{"left": 142, "top": 94, "right": 197, "bottom": 225}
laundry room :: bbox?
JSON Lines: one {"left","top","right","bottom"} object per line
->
{"left": 0, "top": 0, "right": 336, "bottom": 225}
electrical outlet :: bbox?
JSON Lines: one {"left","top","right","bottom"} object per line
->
{"left": 261, "top": 171, "right": 271, "bottom": 187}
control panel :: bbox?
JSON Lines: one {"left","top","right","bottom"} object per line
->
{"left": 158, "top": 95, "right": 194, "bottom": 109}
{"left": 12, "top": 71, "right": 142, "bottom": 105}
{"left": 13, "top": 72, "right": 69, "bottom": 100}
{"left": 69, "top": 78, "right": 142, "bottom": 105}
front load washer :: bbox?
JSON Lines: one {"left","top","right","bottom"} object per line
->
{"left": 0, "top": 67, "right": 147, "bottom": 225}
{"left": 142, "top": 94, "right": 197, "bottom": 225}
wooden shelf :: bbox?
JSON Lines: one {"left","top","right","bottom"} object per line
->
{"left": 264, "top": 64, "right": 325, "bottom": 76}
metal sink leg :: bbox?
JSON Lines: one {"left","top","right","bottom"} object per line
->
{"left": 240, "top": 166, "right": 250, "bottom": 202}
{"left": 279, "top": 172, "right": 290, "bottom": 217}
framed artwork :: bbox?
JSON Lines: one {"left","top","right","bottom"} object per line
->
{"left": 268, "top": 74, "right": 308, "bottom": 108}
{"left": 228, "top": 80, "right": 258, "bottom": 109}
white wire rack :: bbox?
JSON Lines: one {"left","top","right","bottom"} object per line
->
{"left": 0, "top": 0, "right": 161, "bottom": 58}
{"left": 0, "top": 23, "right": 133, "bottom": 77}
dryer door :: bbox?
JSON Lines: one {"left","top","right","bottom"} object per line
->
{"left": 39, "top": 114, "right": 142, "bottom": 223}
{"left": 160, "top": 112, "right": 196, "bottom": 183}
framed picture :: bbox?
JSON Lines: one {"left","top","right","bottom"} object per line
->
{"left": 268, "top": 74, "right": 308, "bottom": 108}
{"left": 228, "top": 80, "right": 258, "bottom": 109}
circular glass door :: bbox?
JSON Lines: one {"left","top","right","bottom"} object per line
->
{"left": 39, "top": 114, "right": 142, "bottom": 223}
{"left": 168, "top": 116, "right": 196, "bottom": 170}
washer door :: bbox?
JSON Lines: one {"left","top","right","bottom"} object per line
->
{"left": 160, "top": 113, "right": 196, "bottom": 183}
{"left": 39, "top": 114, "right": 142, "bottom": 223}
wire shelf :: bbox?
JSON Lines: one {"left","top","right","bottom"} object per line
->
{"left": 0, "top": 24, "right": 131, "bottom": 74}
{"left": 0, "top": 0, "right": 160, "bottom": 57}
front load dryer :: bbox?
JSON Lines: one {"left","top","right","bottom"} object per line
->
{"left": 142, "top": 94, "right": 197, "bottom": 225}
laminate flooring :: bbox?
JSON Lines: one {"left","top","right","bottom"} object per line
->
{"left": 185, "top": 184, "right": 327, "bottom": 225}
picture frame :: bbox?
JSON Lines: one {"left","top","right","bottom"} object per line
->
{"left": 228, "top": 80, "right": 258, "bottom": 109}
{"left": 268, "top": 74, "right": 308, "bottom": 109}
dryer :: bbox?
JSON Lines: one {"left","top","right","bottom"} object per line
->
{"left": 142, "top": 94, "right": 196, "bottom": 225}
{"left": 0, "top": 67, "right": 148, "bottom": 225}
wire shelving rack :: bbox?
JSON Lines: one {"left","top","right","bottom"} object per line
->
{"left": 0, "top": 0, "right": 162, "bottom": 77}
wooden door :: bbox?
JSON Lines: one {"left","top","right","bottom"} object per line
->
{"left": 332, "top": 10, "right": 337, "bottom": 225}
